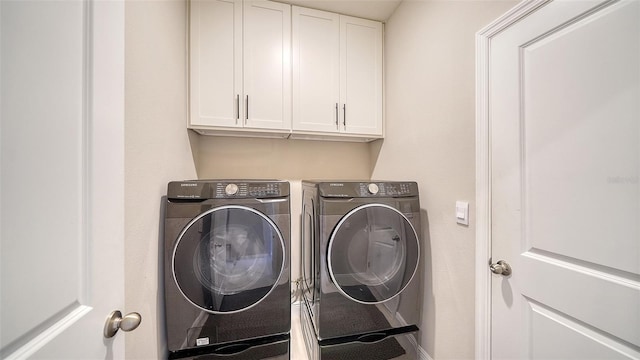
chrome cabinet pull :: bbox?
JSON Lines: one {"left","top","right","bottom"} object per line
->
{"left": 343, "top": 104, "right": 346, "bottom": 127}
{"left": 335, "top": 103, "right": 339, "bottom": 129}
{"left": 245, "top": 95, "right": 249, "bottom": 123}
{"left": 236, "top": 94, "right": 239, "bottom": 122}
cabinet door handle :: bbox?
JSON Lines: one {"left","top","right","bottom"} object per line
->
{"left": 236, "top": 94, "right": 239, "bottom": 123}
{"left": 343, "top": 104, "right": 346, "bottom": 127}
{"left": 335, "top": 103, "right": 339, "bottom": 129}
{"left": 245, "top": 95, "right": 249, "bottom": 123}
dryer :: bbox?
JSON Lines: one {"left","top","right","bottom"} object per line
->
{"left": 301, "top": 181, "right": 421, "bottom": 344}
{"left": 163, "top": 180, "right": 290, "bottom": 359}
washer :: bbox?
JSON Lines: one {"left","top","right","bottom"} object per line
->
{"left": 301, "top": 181, "right": 421, "bottom": 345}
{"left": 163, "top": 180, "right": 290, "bottom": 359}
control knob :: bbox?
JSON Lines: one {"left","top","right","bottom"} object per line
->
{"left": 367, "top": 183, "right": 379, "bottom": 195}
{"left": 225, "top": 183, "right": 239, "bottom": 195}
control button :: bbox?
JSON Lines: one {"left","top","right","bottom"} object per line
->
{"left": 367, "top": 183, "right": 379, "bottom": 195}
{"left": 225, "top": 183, "right": 239, "bottom": 196}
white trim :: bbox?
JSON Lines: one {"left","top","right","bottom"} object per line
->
{"left": 417, "top": 345, "right": 434, "bottom": 360}
{"left": 395, "top": 312, "right": 433, "bottom": 360}
{"left": 474, "top": 1, "right": 553, "bottom": 359}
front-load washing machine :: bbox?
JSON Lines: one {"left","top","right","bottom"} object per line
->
{"left": 301, "top": 181, "right": 421, "bottom": 345}
{"left": 163, "top": 180, "right": 291, "bottom": 359}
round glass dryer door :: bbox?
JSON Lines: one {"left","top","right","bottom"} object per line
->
{"left": 172, "top": 205, "right": 285, "bottom": 314}
{"left": 328, "top": 204, "right": 419, "bottom": 304}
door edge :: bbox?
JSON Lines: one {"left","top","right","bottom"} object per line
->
{"left": 474, "top": 1, "right": 553, "bottom": 359}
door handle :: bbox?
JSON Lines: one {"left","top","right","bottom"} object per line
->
{"left": 490, "top": 260, "right": 512, "bottom": 276}
{"left": 104, "top": 310, "right": 142, "bottom": 338}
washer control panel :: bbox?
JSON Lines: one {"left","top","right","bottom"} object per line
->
{"left": 167, "top": 180, "right": 289, "bottom": 200}
{"left": 215, "top": 182, "right": 284, "bottom": 198}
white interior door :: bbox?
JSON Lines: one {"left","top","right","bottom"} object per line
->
{"left": 1, "top": 1, "right": 127, "bottom": 358}
{"left": 487, "top": 0, "right": 640, "bottom": 359}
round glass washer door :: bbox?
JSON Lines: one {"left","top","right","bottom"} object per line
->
{"left": 172, "top": 205, "right": 285, "bottom": 314}
{"left": 328, "top": 203, "right": 420, "bottom": 304}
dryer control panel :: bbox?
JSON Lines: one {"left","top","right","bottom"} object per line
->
{"left": 317, "top": 181, "right": 418, "bottom": 198}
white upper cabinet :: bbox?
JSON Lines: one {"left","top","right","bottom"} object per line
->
{"left": 292, "top": 6, "right": 383, "bottom": 139}
{"left": 189, "top": 0, "right": 291, "bottom": 136}
{"left": 340, "top": 15, "right": 383, "bottom": 137}
{"left": 292, "top": 7, "right": 340, "bottom": 133}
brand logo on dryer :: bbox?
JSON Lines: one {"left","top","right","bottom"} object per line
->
{"left": 180, "top": 183, "right": 198, "bottom": 187}
{"left": 329, "top": 183, "right": 344, "bottom": 187}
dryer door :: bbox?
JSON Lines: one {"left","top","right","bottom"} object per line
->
{"left": 172, "top": 205, "right": 285, "bottom": 313}
{"left": 328, "top": 204, "right": 419, "bottom": 304}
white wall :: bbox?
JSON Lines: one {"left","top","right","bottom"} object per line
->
{"left": 375, "top": 1, "right": 516, "bottom": 359}
{"left": 125, "top": 1, "right": 197, "bottom": 359}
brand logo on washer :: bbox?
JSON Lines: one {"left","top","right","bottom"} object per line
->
{"left": 329, "top": 183, "right": 344, "bottom": 187}
{"left": 180, "top": 183, "right": 198, "bottom": 187}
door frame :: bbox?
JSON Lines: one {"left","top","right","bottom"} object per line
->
{"left": 474, "top": 1, "right": 552, "bottom": 358}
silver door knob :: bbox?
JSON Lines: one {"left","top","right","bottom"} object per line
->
{"left": 490, "top": 260, "right": 512, "bottom": 276}
{"left": 104, "top": 310, "right": 142, "bottom": 338}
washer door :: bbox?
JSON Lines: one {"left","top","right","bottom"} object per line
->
{"left": 173, "top": 205, "right": 285, "bottom": 314}
{"left": 328, "top": 204, "right": 419, "bottom": 304}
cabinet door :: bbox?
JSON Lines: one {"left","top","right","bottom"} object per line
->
{"left": 189, "top": 0, "right": 243, "bottom": 128}
{"left": 243, "top": 0, "right": 291, "bottom": 130}
{"left": 340, "top": 16, "right": 383, "bottom": 136}
{"left": 292, "top": 6, "right": 340, "bottom": 133}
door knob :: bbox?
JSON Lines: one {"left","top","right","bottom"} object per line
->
{"left": 490, "top": 260, "right": 512, "bottom": 276}
{"left": 104, "top": 310, "right": 142, "bottom": 338}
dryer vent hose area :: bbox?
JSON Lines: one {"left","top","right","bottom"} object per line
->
{"left": 291, "top": 278, "right": 303, "bottom": 304}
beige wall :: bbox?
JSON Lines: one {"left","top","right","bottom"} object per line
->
{"left": 124, "top": 0, "right": 516, "bottom": 359}
{"left": 125, "top": 1, "right": 197, "bottom": 359}
{"left": 376, "top": 1, "right": 516, "bottom": 358}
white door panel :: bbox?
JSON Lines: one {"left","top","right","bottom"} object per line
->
{"left": 529, "top": 300, "right": 639, "bottom": 360}
{"left": 1, "top": 1, "right": 85, "bottom": 350}
{"left": 488, "top": 0, "right": 640, "bottom": 359}
{"left": 1, "top": 0, "right": 126, "bottom": 358}
{"left": 521, "top": 0, "right": 639, "bottom": 275}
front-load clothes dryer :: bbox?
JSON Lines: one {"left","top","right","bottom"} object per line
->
{"left": 163, "top": 180, "right": 291, "bottom": 359}
{"left": 301, "top": 181, "right": 421, "bottom": 343}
